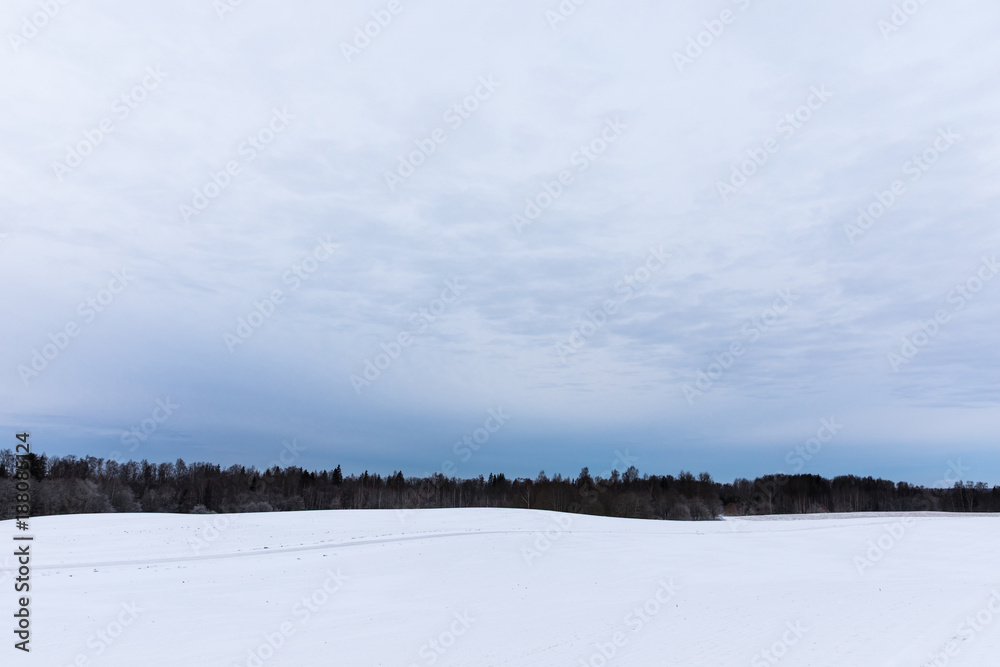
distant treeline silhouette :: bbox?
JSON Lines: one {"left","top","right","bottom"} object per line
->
{"left": 1, "top": 450, "right": 998, "bottom": 520}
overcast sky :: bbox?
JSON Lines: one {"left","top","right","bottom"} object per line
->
{"left": 3, "top": 0, "right": 999, "bottom": 485}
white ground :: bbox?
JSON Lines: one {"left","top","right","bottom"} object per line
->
{"left": 4, "top": 509, "right": 999, "bottom": 666}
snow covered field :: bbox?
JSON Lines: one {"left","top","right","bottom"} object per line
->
{"left": 5, "top": 509, "right": 999, "bottom": 666}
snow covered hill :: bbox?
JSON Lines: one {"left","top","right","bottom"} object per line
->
{"left": 5, "top": 509, "right": 999, "bottom": 666}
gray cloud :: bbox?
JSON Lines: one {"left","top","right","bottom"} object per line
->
{"left": 2, "top": 0, "right": 999, "bottom": 485}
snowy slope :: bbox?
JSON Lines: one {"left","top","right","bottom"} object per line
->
{"left": 4, "top": 509, "right": 999, "bottom": 666}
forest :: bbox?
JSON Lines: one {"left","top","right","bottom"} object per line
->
{"left": 2, "top": 449, "right": 998, "bottom": 520}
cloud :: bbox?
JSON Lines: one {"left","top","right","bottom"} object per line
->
{"left": 2, "top": 0, "right": 999, "bottom": 484}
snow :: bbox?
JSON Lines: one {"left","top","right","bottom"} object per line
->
{"left": 5, "top": 509, "right": 1000, "bottom": 666}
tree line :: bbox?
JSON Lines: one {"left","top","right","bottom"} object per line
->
{"left": 1, "top": 450, "right": 998, "bottom": 521}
